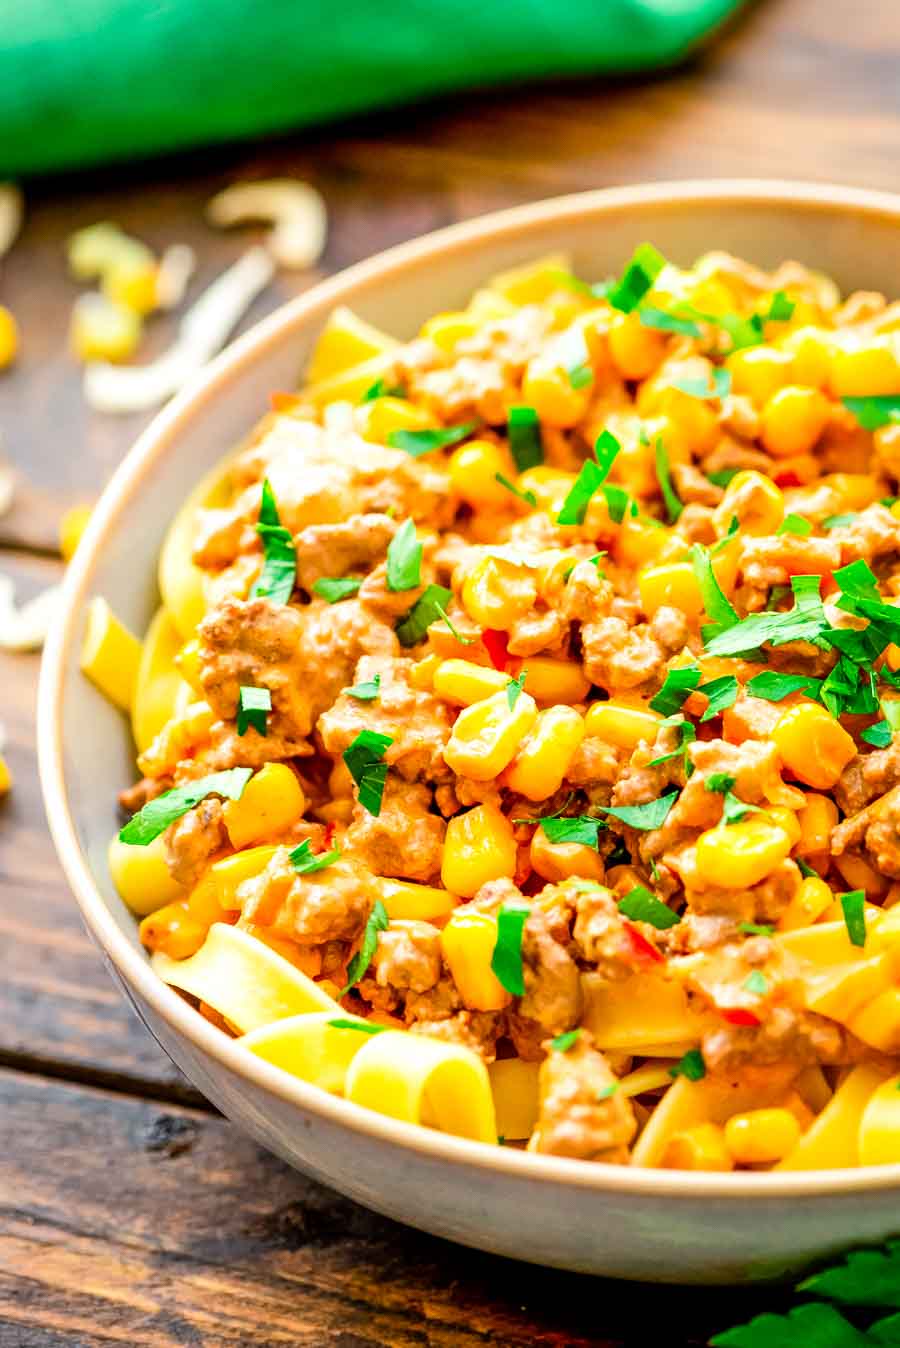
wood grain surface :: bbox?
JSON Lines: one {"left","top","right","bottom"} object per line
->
{"left": 1, "top": 0, "right": 896, "bottom": 1341}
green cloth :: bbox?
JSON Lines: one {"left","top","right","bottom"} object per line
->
{"left": 0, "top": 0, "right": 743, "bottom": 176}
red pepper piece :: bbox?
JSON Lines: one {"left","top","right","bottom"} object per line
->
{"left": 621, "top": 920, "right": 664, "bottom": 964}
{"left": 482, "top": 628, "right": 509, "bottom": 671}
{"left": 720, "top": 1007, "right": 761, "bottom": 1027}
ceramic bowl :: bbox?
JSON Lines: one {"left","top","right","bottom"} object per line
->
{"left": 39, "top": 180, "right": 900, "bottom": 1284}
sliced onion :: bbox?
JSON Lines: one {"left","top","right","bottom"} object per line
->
{"left": 155, "top": 243, "right": 197, "bottom": 310}
{"left": 206, "top": 179, "right": 327, "bottom": 269}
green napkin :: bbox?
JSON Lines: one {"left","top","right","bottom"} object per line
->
{"left": 0, "top": 0, "right": 743, "bottom": 176}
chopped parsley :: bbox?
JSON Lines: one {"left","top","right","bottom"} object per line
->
{"left": 690, "top": 543, "right": 739, "bottom": 639}
{"left": 840, "top": 889, "right": 867, "bottom": 948}
{"left": 743, "top": 970, "right": 769, "bottom": 997}
{"left": 739, "top": 922, "right": 775, "bottom": 937}
{"left": 861, "top": 719, "right": 893, "bottom": 748}
{"left": 395, "top": 583, "right": 453, "bottom": 646}
{"left": 648, "top": 716, "right": 696, "bottom": 772}
{"left": 672, "top": 367, "right": 731, "bottom": 401}
{"left": 654, "top": 437, "right": 683, "bottom": 523}
{"left": 341, "top": 899, "right": 390, "bottom": 995}
{"left": 822, "top": 512, "right": 858, "bottom": 530}
{"left": 710, "top": 513, "right": 739, "bottom": 555}
{"left": 600, "top": 483, "right": 638, "bottom": 523}
{"left": 618, "top": 885, "right": 680, "bottom": 930}
{"left": 722, "top": 791, "right": 764, "bottom": 825}
{"left": 434, "top": 600, "right": 473, "bottom": 645}
{"left": 764, "top": 290, "right": 796, "bottom": 322}
{"left": 600, "top": 790, "right": 679, "bottom": 831}
{"left": 649, "top": 664, "right": 702, "bottom": 716}
{"left": 119, "top": 767, "right": 253, "bottom": 846}
{"left": 706, "top": 772, "right": 737, "bottom": 794}
{"left": 343, "top": 729, "right": 393, "bottom": 816}
{"left": 507, "top": 406, "right": 543, "bottom": 470}
{"left": 312, "top": 576, "right": 361, "bottom": 603}
{"left": 495, "top": 472, "right": 537, "bottom": 507}
{"left": 745, "top": 671, "right": 819, "bottom": 702}
{"left": 387, "top": 423, "right": 476, "bottom": 456}
{"left": 540, "top": 816, "right": 603, "bottom": 849}
{"left": 289, "top": 840, "right": 342, "bottom": 874}
{"left": 697, "top": 674, "right": 739, "bottom": 721}
{"left": 605, "top": 243, "right": 667, "bottom": 313}
{"left": 326, "top": 1018, "right": 386, "bottom": 1034}
{"left": 669, "top": 1049, "right": 706, "bottom": 1081}
{"left": 491, "top": 898, "right": 531, "bottom": 996}
{"left": 638, "top": 306, "right": 702, "bottom": 337}
{"left": 703, "top": 574, "right": 827, "bottom": 657}
{"left": 550, "top": 1029, "right": 581, "bottom": 1052}
{"left": 251, "top": 479, "right": 296, "bottom": 605}
{"left": 236, "top": 685, "right": 271, "bottom": 737}
{"left": 345, "top": 673, "right": 381, "bottom": 702}
{"left": 557, "top": 432, "right": 620, "bottom": 526}
{"left": 362, "top": 378, "right": 406, "bottom": 402}
{"left": 596, "top": 1083, "right": 619, "bottom": 1101}
{"left": 777, "top": 513, "right": 812, "bottom": 537}
{"left": 842, "top": 395, "right": 900, "bottom": 431}
{"left": 707, "top": 467, "right": 740, "bottom": 488}
{"left": 385, "top": 517, "right": 423, "bottom": 592}
{"left": 506, "top": 669, "right": 527, "bottom": 710}
{"left": 797, "top": 858, "right": 820, "bottom": 880}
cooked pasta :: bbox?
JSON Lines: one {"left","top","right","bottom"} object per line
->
{"left": 99, "top": 244, "right": 900, "bottom": 1167}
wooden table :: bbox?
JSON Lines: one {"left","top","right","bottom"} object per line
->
{"left": 1, "top": 0, "right": 895, "bottom": 1340}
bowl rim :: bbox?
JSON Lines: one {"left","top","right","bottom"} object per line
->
{"left": 39, "top": 177, "right": 900, "bottom": 1200}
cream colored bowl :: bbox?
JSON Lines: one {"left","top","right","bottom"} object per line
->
{"left": 39, "top": 181, "right": 900, "bottom": 1284}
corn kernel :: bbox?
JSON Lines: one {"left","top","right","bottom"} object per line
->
{"left": 505, "top": 705, "right": 584, "bottom": 801}
{"left": 616, "top": 516, "right": 670, "bottom": 569}
{"left": 460, "top": 555, "right": 537, "bottom": 631}
{"left": 70, "top": 292, "right": 142, "bottom": 364}
{"left": 0, "top": 305, "right": 18, "bottom": 369}
{"left": 760, "top": 386, "right": 831, "bottom": 457}
{"left": 522, "top": 357, "right": 590, "bottom": 428}
{"left": 511, "top": 657, "right": 591, "bottom": 705}
{"left": 608, "top": 311, "right": 667, "bottom": 380}
{"left": 441, "top": 909, "right": 512, "bottom": 1011}
{"left": 0, "top": 754, "right": 11, "bottom": 796}
{"left": 695, "top": 818, "right": 792, "bottom": 888}
{"left": 378, "top": 878, "right": 459, "bottom": 922}
{"left": 773, "top": 704, "right": 856, "bottom": 789}
{"left": 444, "top": 687, "right": 538, "bottom": 781}
{"left": 639, "top": 562, "right": 704, "bottom": 621}
{"left": 724, "top": 1108, "right": 802, "bottom": 1165}
{"left": 139, "top": 900, "right": 206, "bottom": 959}
{"left": 441, "top": 802, "right": 517, "bottom": 897}
{"left": 80, "top": 596, "right": 142, "bottom": 711}
{"left": 102, "top": 245, "right": 160, "bottom": 316}
{"left": 448, "top": 439, "right": 517, "bottom": 509}
{"left": 59, "top": 504, "right": 93, "bottom": 562}
{"left": 637, "top": 378, "right": 719, "bottom": 455}
{"left": 777, "top": 876, "right": 834, "bottom": 932}
{"left": 765, "top": 806, "right": 801, "bottom": 845}
{"left": 727, "top": 346, "right": 794, "bottom": 406}
{"left": 223, "top": 763, "right": 306, "bottom": 849}
{"left": 517, "top": 465, "right": 577, "bottom": 513}
{"left": 433, "top": 658, "right": 509, "bottom": 706}
{"left": 175, "top": 638, "right": 204, "bottom": 695}
{"left": 713, "top": 469, "right": 785, "bottom": 538}
{"left": 825, "top": 473, "right": 883, "bottom": 510}
{"left": 409, "top": 651, "right": 442, "bottom": 691}
{"left": 530, "top": 830, "right": 605, "bottom": 883}
{"left": 833, "top": 851, "right": 888, "bottom": 899}
{"left": 584, "top": 700, "right": 662, "bottom": 750}
{"left": 780, "top": 326, "right": 833, "bottom": 389}
{"left": 420, "top": 310, "right": 481, "bottom": 351}
{"left": 211, "top": 844, "right": 281, "bottom": 909}
{"left": 795, "top": 793, "right": 838, "bottom": 857}
{"left": 357, "top": 396, "right": 432, "bottom": 444}
{"left": 661, "top": 1123, "right": 734, "bottom": 1172}
{"left": 829, "top": 336, "right": 900, "bottom": 397}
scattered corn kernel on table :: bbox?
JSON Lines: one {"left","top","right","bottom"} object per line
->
{"left": 1, "top": 1, "right": 896, "bottom": 1342}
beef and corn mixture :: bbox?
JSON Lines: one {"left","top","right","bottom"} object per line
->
{"left": 106, "top": 245, "right": 900, "bottom": 1169}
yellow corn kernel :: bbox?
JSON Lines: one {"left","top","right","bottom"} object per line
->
{"left": 695, "top": 818, "right": 792, "bottom": 889}
{"left": 314, "top": 798, "right": 354, "bottom": 826}
{"left": 726, "top": 346, "right": 795, "bottom": 406}
{"left": 779, "top": 326, "right": 833, "bottom": 389}
{"left": 505, "top": 705, "right": 584, "bottom": 801}
{"left": 448, "top": 439, "right": 517, "bottom": 509}
{"left": 522, "top": 357, "right": 590, "bottom": 428}
{"left": 724, "top": 1108, "right": 802, "bottom": 1165}
{"left": 420, "top": 310, "right": 481, "bottom": 351}
{"left": 616, "top": 516, "right": 670, "bottom": 569}
{"left": 773, "top": 703, "right": 856, "bottom": 790}
{"left": 848, "top": 991, "right": 900, "bottom": 1054}
{"left": 777, "top": 877, "right": 834, "bottom": 932}
{"left": 833, "top": 851, "right": 889, "bottom": 899}
{"left": 139, "top": 900, "right": 207, "bottom": 960}
{"left": 409, "top": 651, "right": 441, "bottom": 691}
{"left": 107, "top": 832, "right": 187, "bottom": 917}
{"left": 825, "top": 473, "right": 882, "bottom": 511}
{"left": 795, "top": 793, "right": 838, "bottom": 857}
{"left": 222, "top": 763, "right": 306, "bottom": 850}
{"left": 211, "top": 845, "right": 280, "bottom": 909}
{"left": 661, "top": 1123, "right": 734, "bottom": 1172}
{"left": 102, "top": 245, "right": 159, "bottom": 316}
{"left": 441, "top": 909, "right": 512, "bottom": 1011}
{"left": 378, "top": 878, "right": 459, "bottom": 922}
{"left": 433, "top": 658, "right": 509, "bottom": 706}
{"left": 444, "top": 687, "right": 538, "bottom": 781}
{"left": 511, "top": 657, "right": 591, "bottom": 706}
{"left": 0, "top": 754, "right": 11, "bottom": 796}
{"left": 765, "top": 806, "right": 801, "bottom": 846}
{"left": 712, "top": 470, "right": 782, "bottom": 537}
{"left": 829, "top": 336, "right": 900, "bottom": 397}
{"left": 0, "top": 304, "right": 18, "bottom": 369}
{"left": 760, "top": 385, "right": 831, "bottom": 458}
{"left": 356, "top": 396, "right": 432, "bottom": 443}
{"left": 608, "top": 311, "right": 667, "bottom": 380}
{"left": 80, "top": 596, "right": 142, "bottom": 711}
{"left": 637, "top": 380, "right": 720, "bottom": 455}
{"left": 460, "top": 555, "right": 537, "bottom": 631}
{"left": 530, "top": 830, "right": 605, "bottom": 883}
{"left": 175, "top": 637, "right": 204, "bottom": 695}
{"left": 70, "top": 292, "right": 142, "bottom": 363}
{"left": 441, "top": 803, "right": 517, "bottom": 898}
{"left": 59, "top": 504, "right": 93, "bottom": 562}
{"left": 517, "top": 465, "right": 576, "bottom": 513}
{"left": 584, "top": 700, "right": 662, "bottom": 750}
{"left": 638, "top": 562, "right": 703, "bottom": 621}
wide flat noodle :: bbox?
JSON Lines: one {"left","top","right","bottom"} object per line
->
{"left": 241, "top": 1011, "right": 373, "bottom": 1095}
{"left": 776, "top": 1064, "right": 892, "bottom": 1171}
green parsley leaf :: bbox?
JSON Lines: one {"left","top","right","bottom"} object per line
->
{"left": 343, "top": 729, "right": 393, "bottom": 816}
{"left": 600, "top": 483, "right": 637, "bottom": 524}
{"left": 345, "top": 673, "right": 381, "bottom": 702}
{"left": 672, "top": 367, "right": 731, "bottom": 401}
{"left": 540, "top": 816, "right": 603, "bottom": 849}
{"left": 710, "top": 513, "right": 740, "bottom": 556}
{"left": 638, "top": 306, "right": 702, "bottom": 337}
{"left": 600, "top": 791, "right": 679, "bottom": 831}
{"left": 326, "top": 1017, "right": 387, "bottom": 1035}
{"left": 706, "top": 772, "right": 737, "bottom": 794}
{"left": 605, "top": 242, "right": 667, "bottom": 313}
{"left": 799, "top": 1238, "right": 900, "bottom": 1308}
{"left": 312, "top": 576, "right": 361, "bottom": 603}
{"left": 710, "top": 1302, "right": 868, "bottom": 1348}
{"left": 236, "top": 685, "right": 271, "bottom": 737}
{"left": 777, "top": 513, "right": 812, "bottom": 537}
{"left": 822, "top": 513, "right": 859, "bottom": 530}
{"left": 707, "top": 468, "right": 740, "bottom": 488}
{"left": 840, "top": 889, "right": 867, "bottom": 948}
{"left": 618, "top": 885, "right": 680, "bottom": 930}
{"left": 705, "top": 574, "right": 828, "bottom": 657}
{"left": 506, "top": 669, "right": 527, "bottom": 710}
{"left": 842, "top": 395, "right": 900, "bottom": 431}
{"left": 251, "top": 479, "right": 296, "bottom": 605}
{"left": 648, "top": 716, "right": 696, "bottom": 769}
{"left": 765, "top": 291, "right": 796, "bottom": 322}
{"left": 649, "top": 664, "right": 702, "bottom": 716}
{"left": 508, "top": 406, "right": 543, "bottom": 471}
{"left": 746, "top": 671, "right": 820, "bottom": 702}
{"left": 289, "top": 840, "right": 341, "bottom": 874}
{"left": 556, "top": 432, "right": 620, "bottom": 526}
{"left": 395, "top": 583, "right": 453, "bottom": 647}
{"left": 690, "top": 543, "right": 739, "bottom": 638}
{"left": 596, "top": 1083, "right": 619, "bottom": 1101}
{"left": 491, "top": 898, "right": 531, "bottom": 996}
{"left": 723, "top": 791, "right": 763, "bottom": 825}
{"left": 385, "top": 517, "right": 422, "bottom": 592}
{"left": 669, "top": 1048, "right": 706, "bottom": 1081}
{"left": 119, "top": 768, "right": 253, "bottom": 846}
{"left": 495, "top": 472, "right": 537, "bottom": 507}
{"left": 567, "top": 361, "right": 593, "bottom": 390}
{"left": 388, "top": 423, "right": 476, "bottom": 457}
{"left": 341, "top": 899, "right": 390, "bottom": 995}
{"left": 698, "top": 674, "right": 739, "bottom": 721}
{"left": 362, "top": 378, "right": 406, "bottom": 402}
{"left": 654, "top": 437, "right": 683, "bottom": 523}
{"left": 740, "top": 922, "right": 775, "bottom": 937}
{"left": 743, "top": 969, "right": 769, "bottom": 996}
{"left": 434, "top": 601, "right": 473, "bottom": 645}
{"left": 550, "top": 1029, "right": 581, "bottom": 1052}
{"left": 861, "top": 720, "right": 893, "bottom": 748}
{"left": 797, "top": 858, "right": 820, "bottom": 880}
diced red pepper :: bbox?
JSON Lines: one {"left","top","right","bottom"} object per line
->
{"left": 482, "top": 628, "right": 509, "bottom": 671}
{"left": 322, "top": 821, "right": 337, "bottom": 850}
{"left": 720, "top": 1007, "right": 761, "bottom": 1027}
{"left": 771, "top": 468, "right": 802, "bottom": 488}
{"left": 621, "top": 920, "right": 664, "bottom": 965}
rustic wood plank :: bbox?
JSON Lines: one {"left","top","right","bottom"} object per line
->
{"left": 0, "top": 1069, "right": 783, "bottom": 1347}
